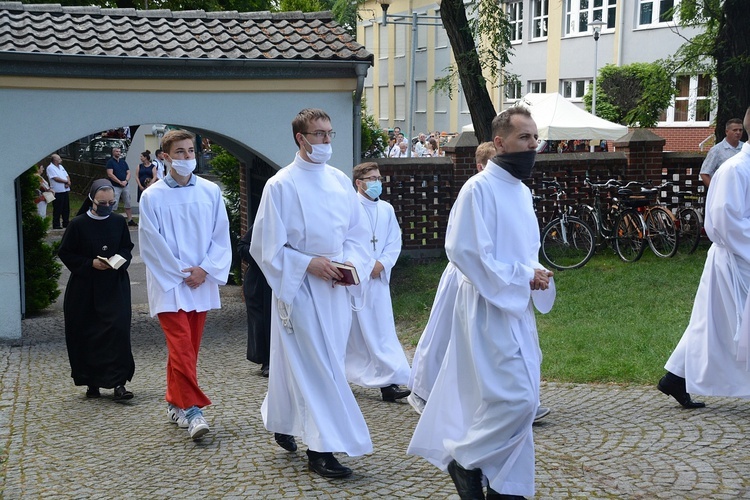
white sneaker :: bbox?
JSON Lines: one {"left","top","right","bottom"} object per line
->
{"left": 407, "top": 393, "right": 426, "bottom": 415}
{"left": 167, "top": 404, "right": 189, "bottom": 428}
{"left": 188, "top": 415, "right": 210, "bottom": 441}
{"left": 534, "top": 406, "right": 551, "bottom": 423}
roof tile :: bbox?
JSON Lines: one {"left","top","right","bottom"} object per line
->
{"left": 0, "top": 3, "right": 372, "bottom": 63}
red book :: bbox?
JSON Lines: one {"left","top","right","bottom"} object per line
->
{"left": 332, "top": 261, "right": 360, "bottom": 286}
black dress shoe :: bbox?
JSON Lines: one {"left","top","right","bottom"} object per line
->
{"left": 486, "top": 487, "right": 526, "bottom": 500}
{"left": 306, "top": 451, "right": 352, "bottom": 478}
{"left": 260, "top": 363, "right": 269, "bottom": 378}
{"left": 447, "top": 459, "right": 485, "bottom": 500}
{"left": 381, "top": 384, "right": 411, "bottom": 402}
{"left": 657, "top": 372, "right": 705, "bottom": 409}
{"left": 274, "top": 433, "right": 297, "bottom": 452}
{"left": 113, "top": 385, "right": 134, "bottom": 401}
{"left": 86, "top": 386, "right": 100, "bottom": 398}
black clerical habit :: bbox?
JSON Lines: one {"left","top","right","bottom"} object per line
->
{"left": 58, "top": 213, "right": 135, "bottom": 388}
{"left": 238, "top": 227, "right": 272, "bottom": 365}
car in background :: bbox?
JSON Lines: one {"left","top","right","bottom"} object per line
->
{"left": 77, "top": 137, "right": 130, "bottom": 164}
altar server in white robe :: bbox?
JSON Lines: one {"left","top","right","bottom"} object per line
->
{"left": 139, "top": 129, "right": 231, "bottom": 441}
{"left": 408, "top": 107, "right": 554, "bottom": 500}
{"left": 407, "top": 142, "right": 495, "bottom": 413}
{"left": 346, "top": 162, "right": 411, "bottom": 402}
{"left": 250, "top": 108, "right": 373, "bottom": 479}
{"left": 660, "top": 105, "right": 750, "bottom": 407}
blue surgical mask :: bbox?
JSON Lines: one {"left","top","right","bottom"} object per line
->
{"left": 365, "top": 180, "right": 382, "bottom": 199}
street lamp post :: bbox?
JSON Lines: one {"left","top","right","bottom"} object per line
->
{"left": 589, "top": 19, "right": 606, "bottom": 153}
{"left": 378, "top": 0, "right": 442, "bottom": 157}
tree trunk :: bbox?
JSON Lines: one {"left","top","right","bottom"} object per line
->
{"left": 439, "top": 0, "right": 497, "bottom": 143}
{"left": 713, "top": 0, "right": 750, "bottom": 141}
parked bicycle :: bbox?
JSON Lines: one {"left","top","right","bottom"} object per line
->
{"left": 576, "top": 178, "right": 648, "bottom": 263}
{"left": 537, "top": 180, "right": 595, "bottom": 270}
{"left": 674, "top": 191, "right": 703, "bottom": 254}
{"left": 617, "top": 180, "right": 678, "bottom": 259}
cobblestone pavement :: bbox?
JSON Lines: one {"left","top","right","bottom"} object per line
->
{"left": 4, "top": 236, "right": 750, "bottom": 498}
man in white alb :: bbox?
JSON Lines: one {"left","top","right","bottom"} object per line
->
{"left": 250, "top": 108, "right": 373, "bottom": 479}
{"left": 408, "top": 107, "right": 554, "bottom": 500}
{"left": 345, "top": 162, "right": 411, "bottom": 403}
{"left": 659, "top": 106, "right": 750, "bottom": 408}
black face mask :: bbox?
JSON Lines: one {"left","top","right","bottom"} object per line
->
{"left": 491, "top": 149, "right": 537, "bottom": 180}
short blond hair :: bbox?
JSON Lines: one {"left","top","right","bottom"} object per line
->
{"left": 475, "top": 142, "right": 496, "bottom": 167}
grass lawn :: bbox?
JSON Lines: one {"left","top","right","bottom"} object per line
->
{"left": 391, "top": 244, "right": 709, "bottom": 385}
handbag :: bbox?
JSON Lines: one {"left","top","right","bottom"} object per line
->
{"left": 42, "top": 191, "right": 55, "bottom": 203}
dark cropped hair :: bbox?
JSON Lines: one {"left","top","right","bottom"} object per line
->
{"left": 491, "top": 107, "right": 532, "bottom": 140}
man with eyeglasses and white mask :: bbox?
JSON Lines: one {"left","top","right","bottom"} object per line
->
{"left": 345, "top": 162, "right": 411, "bottom": 403}
{"left": 250, "top": 108, "right": 373, "bottom": 478}
{"left": 138, "top": 129, "right": 232, "bottom": 442}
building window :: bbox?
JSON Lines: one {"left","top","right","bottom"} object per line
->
{"left": 638, "top": 0, "right": 677, "bottom": 26}
{"left": 530, "top": 80, "right": 547, "bottom": 93}
{"left": 561, "top": 79, "right": 591, "bottom": 100}
{"left": 505, "top": 79, "right": 522, "bottom": 101}
{"left": 416, "top": 81, "right": 427, "bottom": 113}
{"left": 378, "top": 24, "right": 389, "bottom": 60}
{"left": 531, "top": 0, "right": 548, "bottom": 39}
{"left": 506, "top": 1, "right": 523, "bottom": 42}
{"left": 395, "top": 85, "right": 406, "bottom": 121}
{"left": 664, "top": 74, "right": 712, "bottom": 123}
{"left": 395, "top": 24, "right": 406, "bottom": 58}
{"left": 435, "top": 24, "right": 449, "bottom": 48}
{"left": 565, "top": 0, "right": 617, "bottom": 35}
{"left": 378, "top": 85, "right": 389, "bottom": 121}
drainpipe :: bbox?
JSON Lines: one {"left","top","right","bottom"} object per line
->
{"left": 353, "top": 63, "right": 368, "bottom": 167}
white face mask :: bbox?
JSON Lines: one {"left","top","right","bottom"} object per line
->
{"left": 169, "top": 158, "right": 197, "bottom": 177}
{"left": 303, "top": 136, "right": 332, "bottom": 164}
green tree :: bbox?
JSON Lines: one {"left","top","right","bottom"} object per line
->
{"left": 584, "top": 62, "right": 675, "bottom": 128}
{"left": 433, "top": 0, "right": 513, "bottom": 142}
{"left": 671, "top": 0, "right": 750, "bottom": 141}
{"left": 209, "top": 145, "right": 242, "bottom": 284}
{"left": 361, "top": 99, "right": 388, "bottom": 158}
{"left": 19, "top": 167, "right": 62, "bottom": 314}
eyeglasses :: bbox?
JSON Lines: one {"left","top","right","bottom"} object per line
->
{"left": 360, "top": 176, "right": 384, "bottom": 182}
{"left": 303, "top": 131, "right": 336, "bottom": 139}
{"left": 94, "top": 200, "right": 117, "bottom": 206}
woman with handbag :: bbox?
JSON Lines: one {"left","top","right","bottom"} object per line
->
{"left": 34, "top": 164, "right": 54, "bottom": 218}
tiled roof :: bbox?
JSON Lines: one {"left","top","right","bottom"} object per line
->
{"left": 0, "top": 2, "right": 373, "bottom": 63}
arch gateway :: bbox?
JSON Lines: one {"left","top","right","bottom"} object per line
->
{"left": 0, "top": 3, "right": 373, "bottom": 338}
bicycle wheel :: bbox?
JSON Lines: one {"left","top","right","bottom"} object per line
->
{"left": 677, "top": 207, "right": 702, "bottom": 254}
{"left": 574, "top": 205, "right": 605, "bottom": 250}
{"left": 614, "top": 208, "right": 646, "bottom": 263}
{"left": 540, "top": 216, "right": 596, "bottom": 270}
{"left": 645, "top": 206, "right": 677, "bottom": 258}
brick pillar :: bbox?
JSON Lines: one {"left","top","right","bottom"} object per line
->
{"left": 443, "top": 131, "right": 479, "bottom": 204}
{"left": 613, "top": 128, "right": 666, "bottom": 182}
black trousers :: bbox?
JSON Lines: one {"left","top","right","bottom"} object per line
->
{"left": 52, "top": 191, "right": 70, "bottom": 228}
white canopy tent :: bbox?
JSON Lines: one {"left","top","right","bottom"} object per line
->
{"left": 462, "top": 92, "right": 628, "bottom": 141}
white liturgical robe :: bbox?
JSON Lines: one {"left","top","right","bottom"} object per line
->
{"left": 666, "top": 142, "right": 750, "bottom": 397}
{"left": 408, "top": 161, "right": 553, "bottom": 497}
{"left": 345, "top": 193, "right": 410, "bottom": 388}
{"left": 408, "top": 262, "right": 461, "bottom": 400}
{"left": 139, "top": 175, "right": 231, "bottom": 316}
{"left": 250, "top": 154, "right": 373, "bottom": 456}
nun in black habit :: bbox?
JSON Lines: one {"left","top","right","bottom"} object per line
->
{"left": 58, "top": 179, "right": 135, "bottom": 400}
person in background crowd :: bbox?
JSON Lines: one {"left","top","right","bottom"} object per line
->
{"left": 46, "top": 154, "right": 71, "bottom": 229}
{"left": 57, "top": 179, "right": 135, "bottom": 401}
{"left": 136, "top": 150, "right": 157, "bottom": 202}
{"left": 154, "top": 149, "right": 166, "bottom": 180}
{"left": 34, "top": 164, "right": 53, "bottom": 219}
{"left": 699, "top": 118, "right": 744, "bottom": 187}
{"left": 106, "top": 147, "right": 137, "bottom": 227}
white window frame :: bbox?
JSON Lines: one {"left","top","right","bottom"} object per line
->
{"left": 529, "top": 80, "right": 547, "bottom": 93}
{"left": 638, "top": 0, "right": 679, "bottom": 27}
{"left": 505, "top": 1, "right": 523, "bottom": 43}
{"left": 565, "top": 0, "right": 618, "bottom": 36}
{"left": 531, "top": 0, "right": 548, "bottom": 40}
{"left": 561, "top": 79, "right": 592, "bottom": 101}
{"left": 504, "top": 79, "right": 523, "bottom": 101}
{"left": 660, "top": 74, "right": 714, "bottom": 125}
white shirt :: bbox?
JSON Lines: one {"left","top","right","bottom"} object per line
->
{"left": 46, "top": 163, "right": 70, "bottom": 193}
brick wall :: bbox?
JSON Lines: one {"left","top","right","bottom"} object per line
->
{"left": 645, "top": 126, "right": 714, "bottom": 152}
